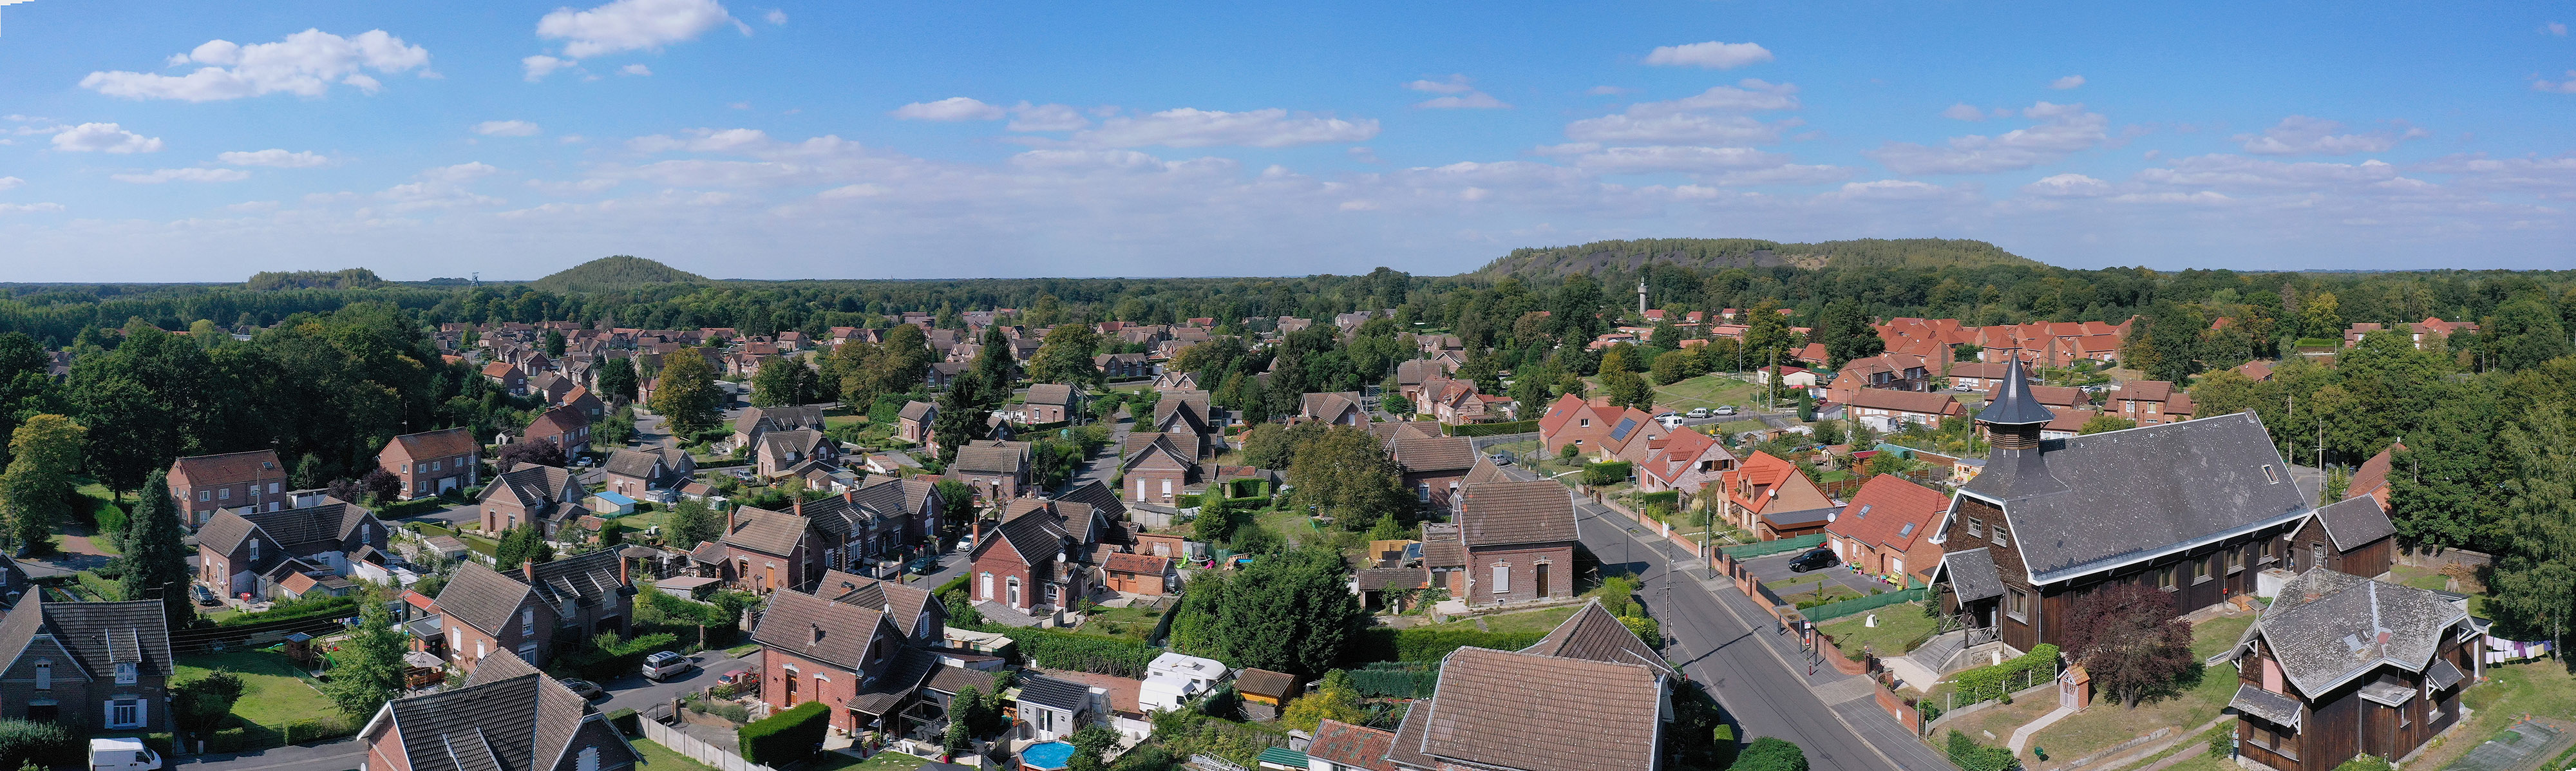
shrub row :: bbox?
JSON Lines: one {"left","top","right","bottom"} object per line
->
{"left": 1447, "top": 420, "right": 1537, "bottom": 437}
{"left": 1950, "top": 643, "right": 2060, "bottom": 705}
{"left": 1583, "top": 461, "right": 1634, "bottom": 486}
{"left": 1340, "top": 662, "right": 1437, "bottom": 698}
{"left": 977, "top": 625, "right": 1159, "bottom": 678}
{"left": 216, "top": 595, "right": 359, "bottom": 627}
{"left": 737, "top": 701, "right": 829, "bottom": 765}
{"left": 1349, "top": 627, "right": 1547, "bottom": 664}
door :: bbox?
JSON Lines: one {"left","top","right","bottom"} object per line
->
{"left": 1536, "top": 563, "right": 1551, "bottom": 598}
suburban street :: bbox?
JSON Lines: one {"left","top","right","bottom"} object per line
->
{"left": 1494, "top": 462, "right": 1949, "bottom": 771}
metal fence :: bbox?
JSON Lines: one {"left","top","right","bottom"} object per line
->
{"left": 1801, "top": 588, "right": 1928, "bottom": 622}
{"left": 640, "top": 718, "right": 778, "bottom": 771}
{"left": 1719, "top": 533, "right": 1824, "bottom": 558}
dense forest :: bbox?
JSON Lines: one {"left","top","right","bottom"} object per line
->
{"left": 0, "top": 242, "right": 2568, "bottom": 640}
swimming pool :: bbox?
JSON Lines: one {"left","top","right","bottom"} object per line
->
{"left": 1020, "top": 741, "right": 1075, "bottom": 770}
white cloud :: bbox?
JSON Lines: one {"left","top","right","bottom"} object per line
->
{"left": 764, "top": 8, "right": 787, "bottom": 24}
{"left": 1699, "top": 164, "right": 1853, "bottom": 186}
{"left": 225, "top": 201, "right": 281, "bottom": 213}
{"left": 50, "top": 123, "right": 164, "bottom": 153}
{"left": 1571, "top": 146, "right": 1790, "bottom": 175}
{"left": 1074, "top": 108, "right": 1378, "bottom": 148}
{"left": 1007, "top": 102, "right": 1090, "bottom": 131}
{"left": 1865, "top": 101, "right": 2107, "bottom": 174}
{"left": 2235, "top": 116, "right": 2419, "bottom": 155}
{"left": 1587, "top": 85, "right": 1630, "bottom": 95}
{"left": 621, "top": 63, "right": 653, "bottom": 76}
{"left": 1942, "top": 103, "right": 1986, "bottom": 121}
{"left": 80, "top": 30, "right": 431, "bottom": 102}
{"left": 2136, "top": 155, "right": 2403, "bottom": 191}
{"left": 2544, "top": 21, "right": 2567, "bottom": 35}
{"left": 111, "top": 167, "right": 252, "bottom": 184}
{"left": 0, "top": 176, "right": 19, "bottom": 191}
{"left": 1822, "top": 179, "right": 1958, "bottom": 202}
{"left": 219, "top": 149, "right": 330, "bottom": 167}
{"left": 523, "top": 55, "right": 574, "bottom": 81}
{"left": 1406, "top": 75, "right": 1510, "bottom": 109}
{"left": 538, "top": 0, "right": 738, "bottom": 59}
{"left": 1563, "top": 81, "right": 1799, "bottom": 144}
{"left": 2049, "top": 75, "right": 2086, "bottom": 90}
{"left": 0, "top": 203, "right": 65, "bottom": 214}
{"left": 2022, "top": 173, "right": 2113, "bottom": 197}
{"left": 1643, "top": 41, "right": 1774, "bottom": 70}
{"left": 2532, "top": 71, "right": 2576, "bottom": 93}
{"left": 892, "top": 97, "right": 1006, "bottom": 121}
{"left": 474, "top": 120, "right": 544, "bottom": 137}
{"left": 421, "top": 162, "right": 499, "bottom": 182}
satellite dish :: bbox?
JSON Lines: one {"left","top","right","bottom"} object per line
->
{"left": 1826, "top": 510, "right": 1837, "bottom": 522}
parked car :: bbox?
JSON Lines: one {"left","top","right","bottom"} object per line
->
{"left": 1489, "top": 453, "right": 1513, "bottom": 466}
{"left": 190, "top": 585, "right": 219, "bottom": 607}
{"left": 1686, "top": 408, "right": 1711, "bottom": 419}
{"left": 715, "top": 669, "right": 759, "bottom": 695}
{"left": 641, "top": 651, "right": 693, "bottom": 681}
{"left": 1654, "top": 412, "right": 1684, "bottom": 428}
{"left": 1786, "top": 547, "right": 1839, "bottom": 573}
{"left": 1714, "top": 405, "right": 1739, "bottom": 416}
{"left": 90, "top": 738, "right": 159, "bottom": 771}
{"left": 560, "top": 678, "right": 605, "bottom": 700}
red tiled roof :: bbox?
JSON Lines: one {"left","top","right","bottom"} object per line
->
{"left": 1828, "top": 474, "right": 1947, "bottom": 553}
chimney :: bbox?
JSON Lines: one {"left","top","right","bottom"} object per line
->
{"left": 620, "top": 553, "right": 630, "bottom": 586}
{"left": 522, "top": 560, "right": 537, "bottom": 582}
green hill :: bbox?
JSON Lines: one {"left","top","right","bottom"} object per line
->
{"left": 1472, "top": 237, "right": 2045, "bottom": 279}
{"left": 530, "top": 256, "right": 710, "bottom": 292}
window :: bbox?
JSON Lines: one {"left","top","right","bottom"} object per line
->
{"left": 249, "top": 540, "right": 259, "bottom": 561}
{"left": 517, "top": 642, "right": 537, "bottom": 661}
{"left": 2228, "top": 548, "right": 2246, "bottom": 573}
{"left": 578, "top": 748, "right": 600, "bottom": 771}
{"left": 109, "top": 698, "right": 140, "bottom": 729}
{"left": 2312, "top": 543, "right": 2327, "bottom": 567}
{"left": 198, "top": 490, "right": 210, "bottom": 501}
{"left": 450, "top": 627, "right": 461, "bottom": 653}
{"left": 33, "top": 660, "right": 49, "bottom": 690}
{"left": 1991, "top": 522, "right": 2009, "bottom": 547}
{"left": 219, "top": 488, "right": 229, "bottom": 500}
{"left": 2190, "top": 555, "right": 2211, "bottom": 584}
{"left": 115, "top": 662, "right": 136, "bottom": 684}
{"left": 1007, "top": 578, "right": 1021, "bottom": 606}
{"left": 1417, "top": 484, "right": 1431, "bottom": 502}
{"left": 2262, "top": 464, "right": 2279, "bottom": 484}
{"left": 522, "top": 607, "right": 536, "bottom": 633}
{"left": 401, "top": 463, "right": 410, "bottom": 473}
{"left": 2158, "top": 565, "right": 2177, "bottom": 591}
{"left": 1965, "top": 518, "right": 1983, "bottom": 537}
{"left": 2005, "top": 587, "right": 2029, "bottom": 621}
{"left": 1492, "top": 564, "right": 1511, "bottom": 593}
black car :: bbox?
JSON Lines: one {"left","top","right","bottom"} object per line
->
{"left": 560, "top": 679, "right": 605, "bottom": 700}
{"left": 1786, "top": 547, "right": 1839, "bottom": 573}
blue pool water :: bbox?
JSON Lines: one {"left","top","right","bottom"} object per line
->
{"left": 1021, "top": 741, "right": 1075, "bottom": 770}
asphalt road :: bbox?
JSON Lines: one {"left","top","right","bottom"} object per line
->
{"left": 1499, "top": 463, "right": 1942, "bottom": 771}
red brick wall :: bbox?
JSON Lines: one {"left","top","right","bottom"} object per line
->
{"left": 1464, "top": 543, "right": 1575, "bottom": 605}
{"left": 766, "top": 650, "right": 863, "bottom": 733}
{"left": 1127, "top": 469, "right": 1185, "bottom": 503}
{"left": 367, "top": 730, "right": 414, "bottom": 771}
{"left": 970, "top": 554, "right": 1039, "bottom": 611}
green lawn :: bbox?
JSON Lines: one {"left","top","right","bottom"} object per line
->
{"left": 844, "top": 752, "right": 932, "bottom": 770}
{"left": 1652, "top": 374, "right": 1759, "bottom": 412}
{"left": 1417, "top": 605, "right": 1582, "bottom": 634}
{"left": 2410, "top": 660, "right": 2576, "bottom": 768}
{"left": 1252, "top": 509, "right": 1316, "bottom": 546}
{"left": 824, "top": 415, "right": 867, "bottom": 428}
{"left": 176, "top": 651, "right": 339, "bottom": 741}
{"left": 1076, "top": 604, "right": 1165, "bottom": 642}
{"left": 2022, "top": 613, "right": 2255, "bottom": 765}
{"left": 632, "top": 736, "right": 723, "bottom": 771}
{"left": 1815, "top": 602, "right": 1937, "bottom": 657}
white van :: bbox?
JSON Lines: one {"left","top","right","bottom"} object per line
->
{"left": 91, "top": 738, "right": 160, "bottom": 771}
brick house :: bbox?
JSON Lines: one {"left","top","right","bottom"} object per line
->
{"left": 378, "top": 428, "right": 480, "bottom": 500}
{"left": 479, "top": 463, "right": 585, "bottom": 536}
{"left": 1391, "top": 435, "right": 1475, "bottom": 512}
{"left": 431, "top": 549, "right": 634, "bottom": 672}
{"left": 1632, "top": 428, "right": 1734, "bottom": 500}
{"left": 1715, "top": 451, "right": 1836, "bottom": 539}
{"left": 2108, "top": 380, "right": 2195, "bottom": 426}
{"left": 196, "top": 493, "right": 390, "bottom": 601}
{"left": 1535, "top": 394, "right": 1658, "bottom": 460}
{"left": 708, "top": 506, "right": 816, "bottom": 594}
{"left": 1839, "top": 387, "right": 1965, "bottom": 427}
{"left": 896, "top": 401, "right": 938, "bottom": 448}
{"left": 1023, "top": 383, "right": 1084, "bottom": 424}
{"left": 0, "top": 600, "right": 173, "bottom": 732}
{"left": 794, "top": 481, "right": 944, "bottom": 578}
{"left": 2223, "top": 570, "right": 2479, "bottom": 771}
{"left": 169, "top": 450, "right": 290, "bottom": 526}
{"left": 1103, "top": 553, "right": 1175, "bottom": 596}
{"left": 1093, "top": 353, "right": 1151, "bottom": 379}
{"left": 1298, "top": 392, "right": 1368, "bottom": 426}
{"left": 754, "top": 429, "right": 837, "bottom": 479}
{"left": 733, "top": 405, "right": 826, "bottom": 451}
{"left": 359, "top": 650, "right": 639, "bottom": 771}
{"left": 1148, "top": 394, "right": 1220, "bottom": 457}
{"left": 1824, "top": 474, "right": 1947, "bottom": 586}
{"left": 951, "top": 440, "right": 1033, "bottom": 499}
{"left": 967, "top": 501, "right": 1094, "bottom": 616}
{"left": 482, "top": 361, "right": 527, "bottom": 394}
{"left": 1119, "top": 434, "right": 1194, "bottom": 504}
{"left": 522, "top": 406, "right": 592, "bottom": 457}
{"left": 1450, "top": 480, "right": 1577, "bottom": 606}
{"left": 600, "top": 446, "right": 693, "bottom": 499}
{"left": 749, "top": 587, "right": 942, "bottom": 736}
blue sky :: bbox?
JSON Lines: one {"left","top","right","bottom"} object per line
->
{"left": 3, "top": 0, "right": 2573, "bottom": 280}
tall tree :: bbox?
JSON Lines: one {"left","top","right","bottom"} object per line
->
{"left": 931, "top": 373, "right": 990, "bottom": 465}
{"left": 749, "top": 356, "right": 820, "bottom": 408}
{"left": 321, "top": 584, "right": 409, "bottom": 719}
{"left": 1819, "top": 300, "right": 1884, "bottom": 368}
{"left": 1026, "top": 324, "right": 1103, "bottom": 387}
{"left": 2489, "top": 403, "right": 2576, "bottom": 645}
{"left": 70, "top": 323, "right": 211, "bottom": 497}
{"left": 650, "top": 347, "right": 723, "bottom": 435}
{"left": 120, "top": 470, "right": 192, "bottom": 627}
{"left": 969, "top": 325, "right": 1015, "bottom": 399}
{"left": 665, "top": 498, "right": 724, "bottom": 549}
{"left": 1602, "top": 369, "right": 1656, "bottom": 412}
{"left": 1170, "top": 546, "right": 1365, "bottom": 677}
{"left": 3, "top": 414, "right": 85, "bottom": 556}
{"left": 595, "top": 356, "right": 638, "bottom": 403}
{"left": 2060, "top": 584, "right": 2193, "bottom": 709}
{"left": 0, "top": 332, "right": 59, "bottom": 468}
{"left": 1285, "top": 426, "right": 1409, "bottom": 526}
{"left": 542, "top": 330, "right": 566, "bottom": 357}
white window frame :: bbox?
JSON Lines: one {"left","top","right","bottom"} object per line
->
{"left": 115, "top": 662, "right": 136, "bottom": 685}
{"left": 108, "top": 698, "right": 142, "bottom": 729}
{"left": 1492, "top": 563, "right": 1511, "bottom": 594}
{"left": 33, "top": 660, "right": 49, "bottom": 690}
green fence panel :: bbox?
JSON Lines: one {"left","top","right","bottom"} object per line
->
{"left": 1720, "top": 533, "right": 1826, "bottom": 558}
{"left": 1802, "top": 588, "right": 1927, "bottom": 622}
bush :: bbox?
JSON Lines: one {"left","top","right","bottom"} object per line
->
{"left": 1636, "top": 490, "right": 1679, "bottom": 509}
{"left": 1944, "top": 730, "right": 2016, "bottom": 771}
{"left": 1341, "top": 662, "right": 1437, "bottom": 698}
{"left": 0, "top": 721, "right": 79, "bottom": 770}
{"left": 281, "top": 716, "right": 355, "bottom": 745}
{"left": 217, "top": 595, "right": 359, "bottom": 627}
{"left": 980, "top": 626, "right": 1157, "bottom": 677}
{"left": 1583, "top": 461, "right": 1634, "bottom": 486}
{"left": 1730, "top": 737, "right": 1808, "bottom": 771}
{"left": 1949, "top": 643, "right": 2058, "bottom": 705}
{"left": 208, "top": 727, "right": 254, "bottom": 754}
{"left": 76, "top": 571, "right": 125, "bottom": 601}
{"left": 1349, "top": 627, "right": 1547, "bottom": 664}
{"left": 738, "top": 701, "right": 829, "bottom": 765}
{"left": 1447, "top": 420, "right": 1538, "bottom": 437}
{"left": 2331, "top": 756, "right": 2393, "bottom": 771}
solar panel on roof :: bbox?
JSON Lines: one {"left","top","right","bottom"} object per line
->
{"left": 1609, "top": 418, "right": 1640, "bottom": 441}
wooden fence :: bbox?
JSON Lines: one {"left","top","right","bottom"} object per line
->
{"left": 641, "top": 718, "right": 778, "bottom": 771}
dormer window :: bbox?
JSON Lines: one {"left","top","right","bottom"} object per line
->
{"left": 1991, "top": 522, "right": 2009, "bottom": 547}
{"left": 115, "top": 662, "right": 137, "bottom": 684}
{"left": 1965, "top": 519, "right": 1983, "bottom": 537}
{"left": 811, "top": 623, "right": 825, "bottom": 644}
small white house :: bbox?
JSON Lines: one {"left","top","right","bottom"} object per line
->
{"left": 1141, "top": 651, "right": 1229, "bottom": 712}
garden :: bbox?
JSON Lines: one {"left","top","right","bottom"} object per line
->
{"left": 175, "top": 650, "right": 350, "bottom": 750}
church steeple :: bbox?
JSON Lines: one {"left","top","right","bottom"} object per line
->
{"left": 1976, "top": 355, "right": 2055, "bottom": 452}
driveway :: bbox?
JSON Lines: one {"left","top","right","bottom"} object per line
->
{"left": 595, "top": 647, "right": 759, "bottom": 715}
{"left": 388, "top": 500, "right": 481, "bottom": 529}
{"left": 177, "top": 738, "right": 364, "bottom": 771}
{"left": 1738, "top": 551, "right": 1903, "bottom": 604}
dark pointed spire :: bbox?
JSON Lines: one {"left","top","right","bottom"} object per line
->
{"left": 1975, "top": 354, "right": 2056, "bottom": 426}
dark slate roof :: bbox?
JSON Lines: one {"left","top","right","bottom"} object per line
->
{"left": 1016, "top": 672, "right": 1092, "bottom": 712}
{"left": 483, "top": 464, "right": 578, "bottom": 509}
{"left": 2230, "top": 683, "right": 2302, "bottom": 728}
{"left": 1763, "top": 506, "right": 1840, "bottom": 529}
{"left": 1419, "top": 647, "right": 1662, "bottom": 771}
{"left": 1961, "top": 412, "right": 2311, "bottom": 584}
{"left": 749, "top": 587, "right": 888, "bottom": 672}
{"left": 2426, "top": 658, "right": 2465, "bottom": 690}
{"left": 526, "top": 548, "right": 628, "bottom": 611}
{"left": 1973, "top": 358, "right": 2057, "bottom": 426}
{"left": 975, "top": 507, "right": 1066, "bottom": 568}
{"left": 734, "top": 405, "right": 824, "bottom": 435}
{"left": 1354, "top": 567, "right": 1428, "bottom": 592}
{"left": 924, "top": 663, "right": 998, "bottom": 696}
{"left": 1942, "top": 548, "right": 2004, "bottom": 603}
{"left": 1420, "top": 523, "right": 1466, "bottom": 569}
{"left": 201, "top": 497, "right": 374, "bottom": 558}
{"left": 387, "top": 651, "right": 619, "bottom": 771}
{"left": 2251, "top": 569, "right": 2467, "bottom": 698}
{"left": 1051, "top": 480, "right": 1126, "bottom": 520}
{"left": 846, "top": 647, "right": 939, "bottom": 716}
{"left": 1519, "top": 598, "right": 1674, "bottom": 677}
{"left": 436, "top": 562, "right": 534, "bottom": 636}
{"left": 815, "top": 570, "right": 939, "bottom": 639}
{"left": 1455, "top": 481, "right": 1577, "bottom": 547}
{"left": 0, "top": 599, "right": 173, "bottom": 679}
{"left": 898, "top": 401, "right": 936, "bottom": 423}
{"left": 602, "top": 449, "right": 665, "bottom": 479}
{"left": 2314, "top": 496, "right": 2396, "bottom": 552}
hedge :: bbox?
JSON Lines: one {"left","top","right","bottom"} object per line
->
{"left": 980, "top": 626, "right": 1158, "bottom": 678}
{"left": 738, "top": 701, "right": 829, "bottom": 765}
{"left": 1636, "top": 491, "right": 1680, "bottom": 509}
{"left": 1950, "top": 643, "right": 2058, "bottom": 705}
{"left": 216, "top": 595, "right": 359, "bottom": 627}
{"left": 1583, "top": 461, "right": 1634, "bottom": 486}
{"left": 1446, "top": 420, "right": 1537, "bottom": 437}
{"left": 208, "top": 727, "right": 254, "bottom": 754}
{"left": 1341, "top": 662, "right": 1437, "bottom": 698}
{"left": 1350, "top": 627, "right": 1547, "bottom": 664}
{"left": 0, "top": 719, "right": 80, "bottom": 770}
{"left": 281, "top": 715, "right": 357, "bottom": 745}
{"left": 1944, "top": 730, "right": 2015, "bottom": 771}
{"left": 1801, "top": 588, "right": 1926, "bottom": 622}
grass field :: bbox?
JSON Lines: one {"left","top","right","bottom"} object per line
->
{"left": 1077, "top": 604, "right": 1165, "bottom": 642}
{"left": 176, "top": 651, "right": 337, "bottom": 743}
{"left": 2409, "top": 660, "right": 2576, "bottom": 768}
{"left": 2022, "top": 613, "right": 2255, "bottom": 765}
{"left": 1815, "top": 602, "right": 1936, "bottom": 657}
{"left": 1652, "top": 374, "right": 1760, "bottom": 412}
{"left": 632, "top": 736, "right": 723, "bottom": 771}
{"left": 1252, "top": 509, "right": 1316, "bottom": 546}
